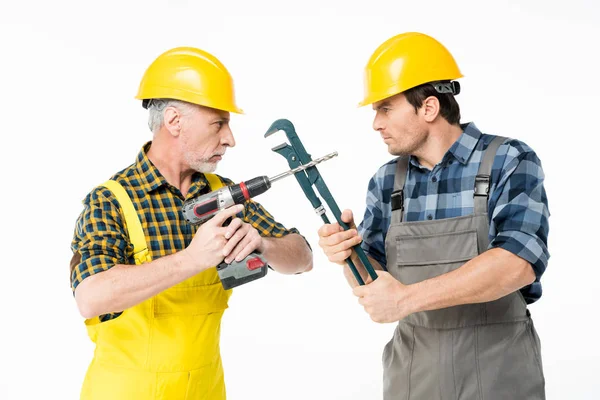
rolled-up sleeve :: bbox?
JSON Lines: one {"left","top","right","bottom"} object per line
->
{"left": 70, "top": 188, "right": 130, "bottom": 292}
{"left": 358, "top": 174, "right": 388, "bottom": 269}
{"left": 243, "top": 199, "right": 300, "bottom": 238}
{"left": 488, "top": 143, "right": 550, "bottom": 300}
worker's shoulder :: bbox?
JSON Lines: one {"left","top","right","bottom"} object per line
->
{"left": 378, "top": 157, "right": 403, "bottom": 175}
{"left": 479, "top": 132, "right": 541, "bottom": 165}
{"left": 367, "top": 157, "right": 402, "bottom": 190}
{"left": 81, "top": 162, "right": 138, "bottom": 207}
{"left": 479, "top": 128, "right": 538, "bottom": 154}
{"left": 373, "top": 157, "right": 401, "bottom": 174}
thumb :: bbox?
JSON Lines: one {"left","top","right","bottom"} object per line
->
{"left": 341, "top": 209, "right": 356, "bottom": 229}
{"left": 375, "top": 270, "right": 387, "bottom": 277}
{"left": 211, "top": 204, "right": 244, "bottom": 227}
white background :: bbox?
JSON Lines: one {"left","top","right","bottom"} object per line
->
{"left": 1, "top": 0, "right": 599, "bottom": 399}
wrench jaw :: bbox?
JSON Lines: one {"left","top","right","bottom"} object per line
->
{"left": 264, "top": 118, "right": 313, "bottom": 165}
{"left": 265, "top": 119, "right": 299, "bottom": 166}
{"left": 270, "top": 142, "right": 295, "bottom": 163}
{"left": 271, "top": 142, "right": 290, "bottom": 153}
{"left": 264, "top": 119, "right": 297, "bottom": 139}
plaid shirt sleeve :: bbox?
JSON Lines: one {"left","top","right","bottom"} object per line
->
{"left": 220, "top": 177, "right": 300, "bottom": 238}
{"left": 357, "top": 162, "right": 395, "bottom": 269}
{"left": 70, "top": 188, "right": 131, "bottom": 293}
{"left": 488, "top": 140, "right": 550, "bottom": 301}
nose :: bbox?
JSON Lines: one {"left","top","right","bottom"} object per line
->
{"left": 373, "top": 112, "right": 385, "bottom": 132}
{"left": 221, "top": 125, "right": 236, "bottom": 148}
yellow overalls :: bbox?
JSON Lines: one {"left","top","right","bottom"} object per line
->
{"left": 80, "top": 175, "right": 232, "bottom": 399}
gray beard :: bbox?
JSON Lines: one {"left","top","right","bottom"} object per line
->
{"left": 183, "top": 152, "right": 218, "bottom": 173}
{"left": 190, "top": 161, "right": 217, "bottom": 173}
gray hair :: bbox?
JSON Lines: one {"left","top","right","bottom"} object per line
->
{"left": 147, "top": 99, "right": 195, "bottom": 133}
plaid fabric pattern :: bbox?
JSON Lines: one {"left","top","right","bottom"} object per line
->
{"left": 358, "top": 123, "right": 550, "bottom": 304}
{"left": 71, "top": 142, "right": 299, "bottom": 321}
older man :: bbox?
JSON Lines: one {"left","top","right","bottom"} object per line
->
{"left": 70, "top": 47, "right": 312, "bottom": 400}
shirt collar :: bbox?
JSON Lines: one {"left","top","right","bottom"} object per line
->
{"left": 408, "top": 122, "right": 482, "bottom": 169}
{"left": 447, "top": 122, "right": 482, "bottom": 165}
{"left": 135, "top": 141, "right": 210, "bottom": 196}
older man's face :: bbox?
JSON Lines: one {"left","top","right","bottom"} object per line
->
{"left": 178, "top": 105, "right": 235, "bottom": 173}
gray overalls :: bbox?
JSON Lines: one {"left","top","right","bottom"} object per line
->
{"left": 383, "top": 136, "right": 545, "bottom": 399}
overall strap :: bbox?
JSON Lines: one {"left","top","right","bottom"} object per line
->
{"left": 391, "top": 157, "right": 409, "bottom": 224}
{"left": 474, "top": 136, "right": 507, "bottom": 214}
{"left": 101, "top": 180, "right": 151, "bottom": 265}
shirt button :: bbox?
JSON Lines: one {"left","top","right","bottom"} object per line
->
{"left": 427, "top": 214, "right": 433, "bottom": 220}
{"left": 432, "top": 176, "right": 437, "bottom": 183}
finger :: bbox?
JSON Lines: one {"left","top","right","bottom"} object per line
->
{"left": 222, "top": 224, "right": 249, "bottom": 258}
{"left": 224, "top": 218, "right": 243, "bottom": 239}
{"left": 233, "top": 235, "right": 261, "bottom": 263}
{"left": 225, "top": 229, "right": 259, "bottom": 263}
{"left": 211, "top": 204, "right": 244, "bottom": 227}
{"left": 318, "top": 223, "right": 342, "bottom": 238}
{"left": 224, "top": 232, "right": 252, "bottom": 263}
{"left": 320, "top": 229, "right": 359, "bottom": 247}
{"left": 329, "top": 249, "right": 352, "bottom": 264}
{"left": 329, "top": 235, "right": 362, "bottom": 255}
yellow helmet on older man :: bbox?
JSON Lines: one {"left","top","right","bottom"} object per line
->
{"left": 136, "top": 47, "right": 243, "bottom": 114}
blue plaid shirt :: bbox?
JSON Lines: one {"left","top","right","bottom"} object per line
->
{"left": 357, "top": 122, "right": 550, "bottom": 303}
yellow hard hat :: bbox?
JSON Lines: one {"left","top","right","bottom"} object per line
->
{"left": 136, "top": 47, "right": 243, "bottom": 114}
{"left": 359, "top": 32, "right": 463, "bottom": 107}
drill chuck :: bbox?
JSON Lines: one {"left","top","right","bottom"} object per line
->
{"left": 230, "top": 176, "right": 271, "bottom": 204}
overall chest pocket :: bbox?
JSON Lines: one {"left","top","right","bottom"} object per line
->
{"left": 393, "top": 229, "right": 478, "bottom": 284}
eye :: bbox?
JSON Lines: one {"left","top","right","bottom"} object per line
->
{"left": 215, "top": 121, "right": 224, "bottom": 130}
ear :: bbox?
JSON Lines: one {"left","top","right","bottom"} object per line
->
{"left": 421, "top": 96, "right": 440, "bottom": 123}
{"left": 163, "top": 106, "right": 182, "bottom": 137}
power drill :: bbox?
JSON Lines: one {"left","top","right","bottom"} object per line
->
{"left": 182, "top": 152, "right": 337, "bottom": 290}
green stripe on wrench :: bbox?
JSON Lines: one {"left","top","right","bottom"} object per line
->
{"left": 265, "top": 118, "right": 378, "bottom": 285}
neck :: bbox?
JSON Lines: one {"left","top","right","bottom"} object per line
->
{"left": 147, "top": 132, "right": 195, "bottom": 196}
{"left": 413, "top": 122, "right": 463, "bottom": 170}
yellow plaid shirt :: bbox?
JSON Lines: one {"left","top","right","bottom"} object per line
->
{"left": 71, "top": 142, "right": 300, "bottom": 321}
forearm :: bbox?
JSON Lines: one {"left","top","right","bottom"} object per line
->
{"left": 260, "top": 233, "right": 313, "bottom": 274}
{"left": 409, "top": 248, "right": 535, "bottom": 314}
{"left": 75, "top": 250, "right": 197, "bottom": 319}
{"left": 343, "top": 253, "right": 384, "bottom": 288}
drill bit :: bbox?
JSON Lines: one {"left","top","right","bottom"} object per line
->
{"left": 269, "top": 152, "right": 338, "bottom": 183}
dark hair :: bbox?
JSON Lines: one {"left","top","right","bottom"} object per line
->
{"left": 404, "top": 82, "right": 461, "bottom": 125}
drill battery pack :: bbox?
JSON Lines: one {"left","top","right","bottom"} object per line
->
{"left": 217, "top": 254, "right": 268, "bottom": 290}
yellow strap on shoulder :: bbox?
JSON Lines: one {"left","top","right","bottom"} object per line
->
{"left": 204, "top": 173, "right": 224, "bottom": 191}
{"left": 101, "top": 180, "right": 151, "bottom": 265}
